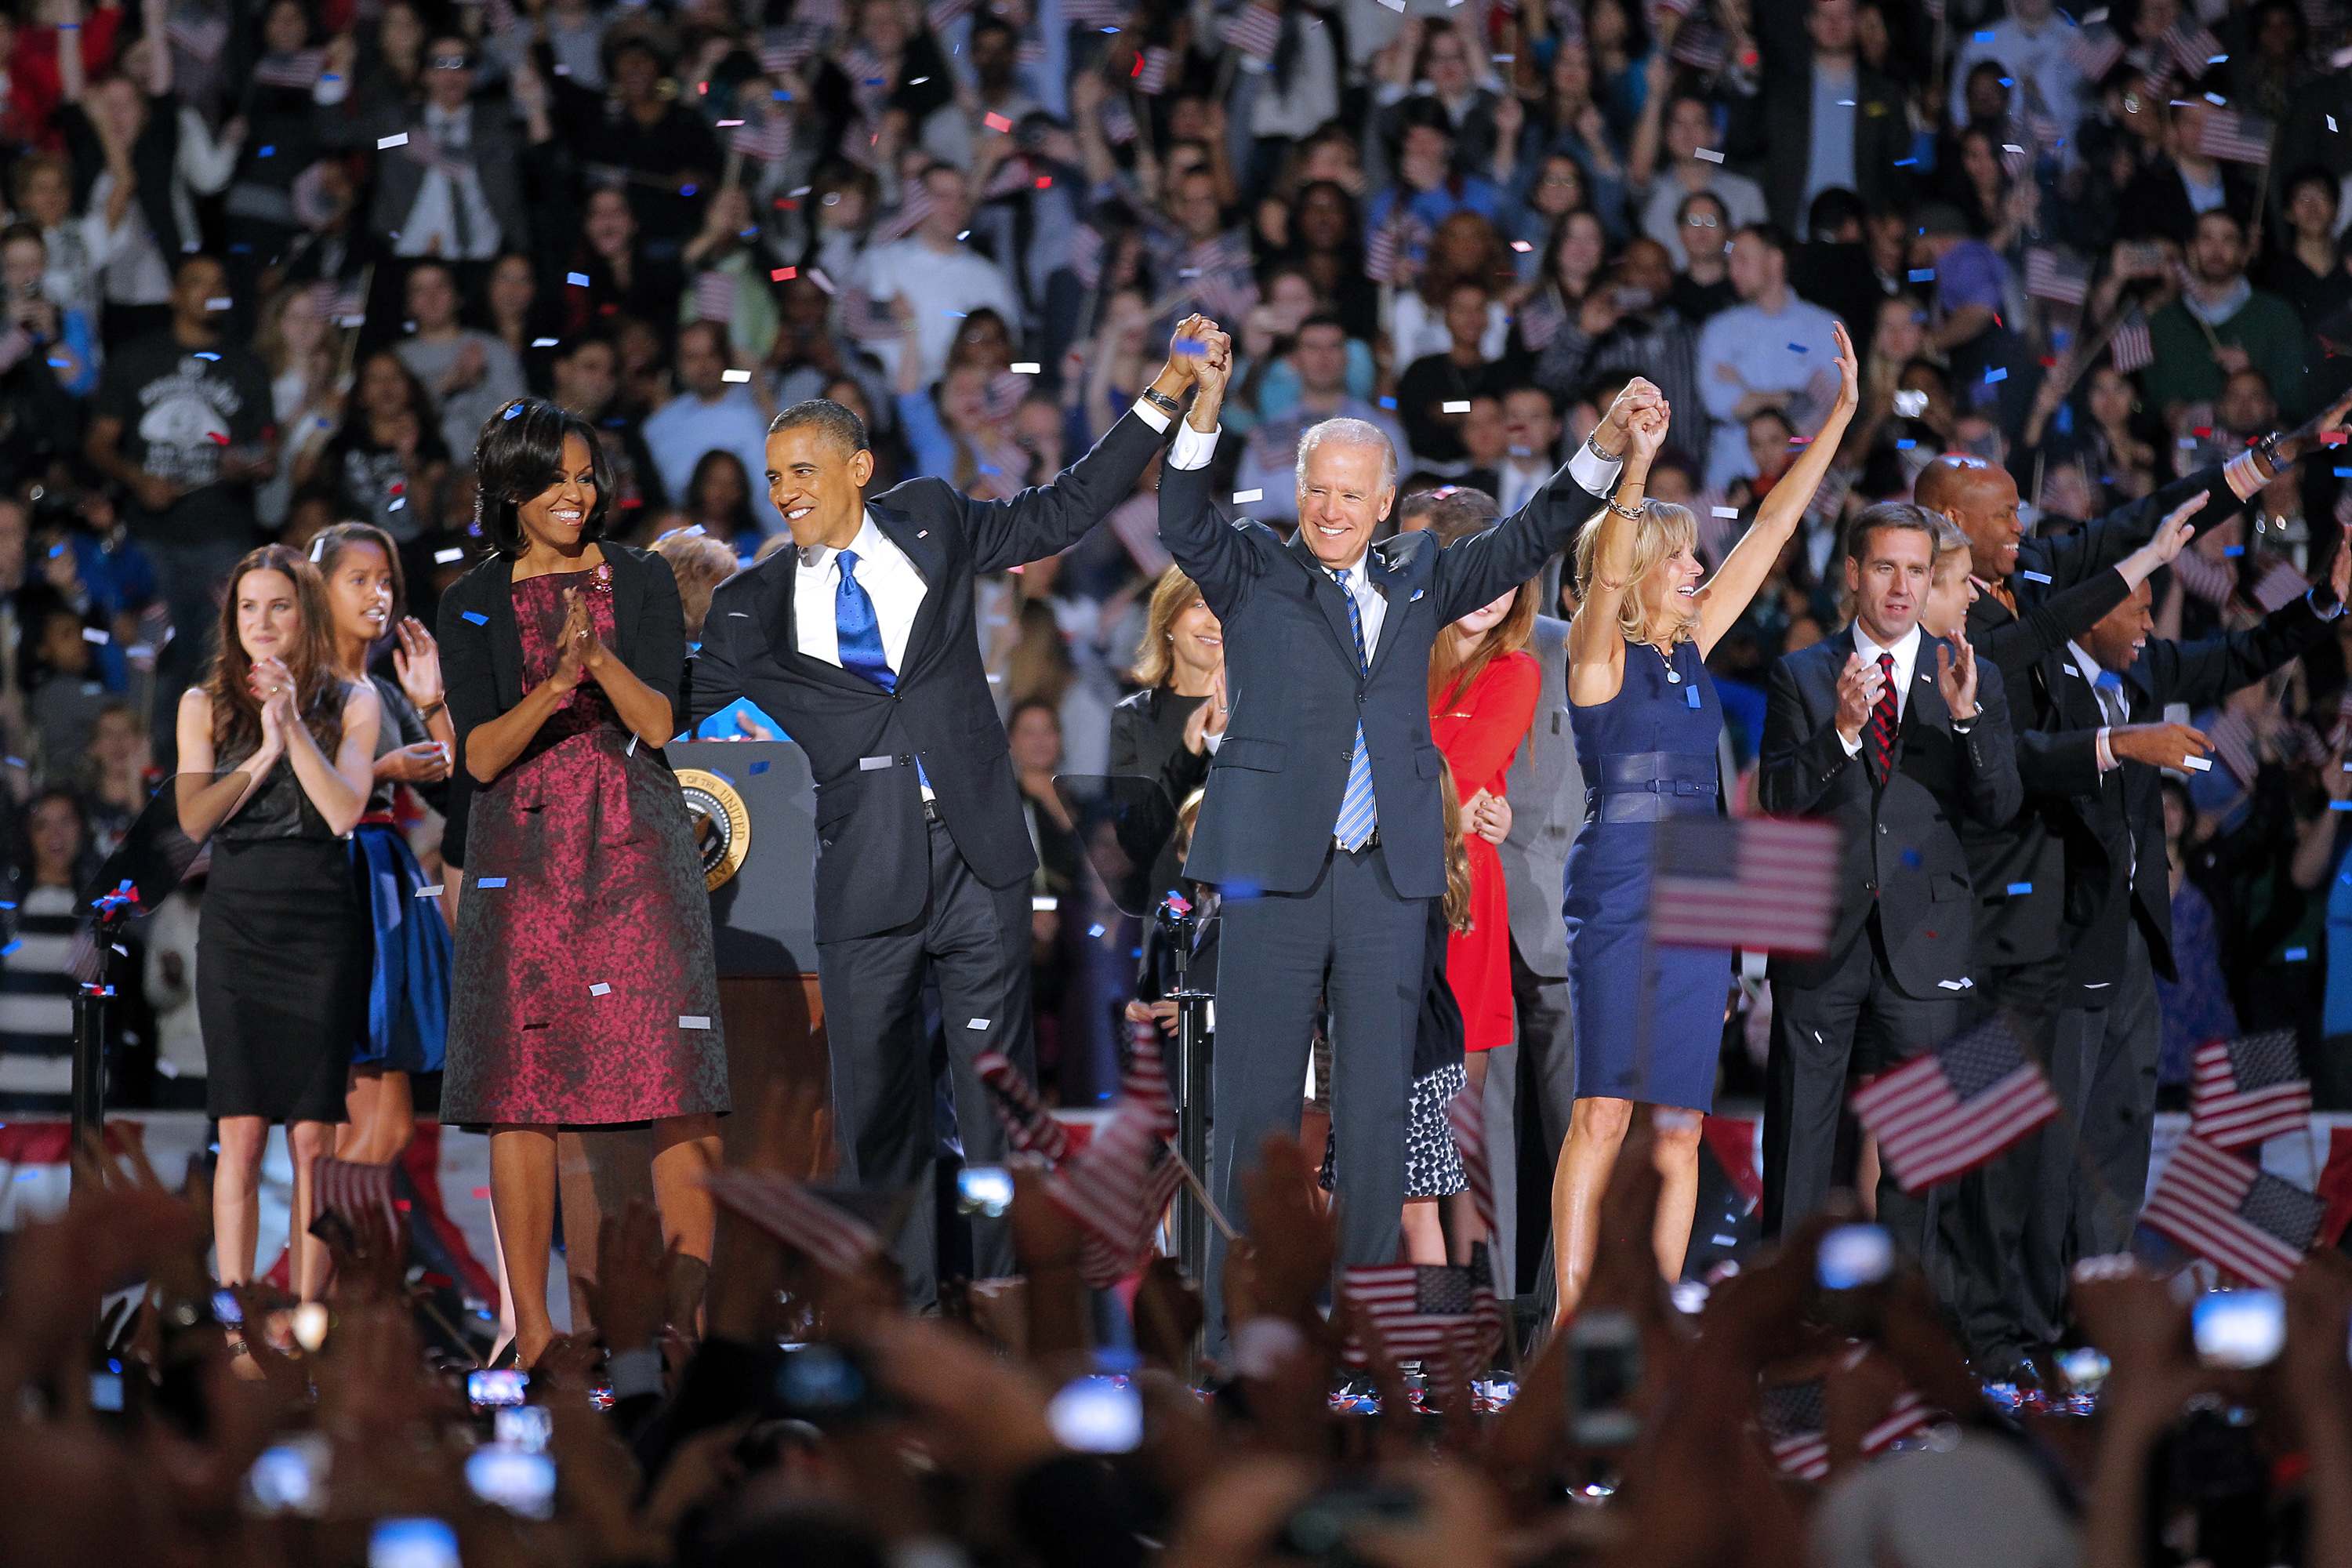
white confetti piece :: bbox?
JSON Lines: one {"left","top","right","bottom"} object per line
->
{"left": 720, "top": 368, "right": 750, "bottom": 383}
{"left": 626, "top": 735, "right": 638, "bottom": 756}
{"left": 1233, "top": 488, "right": 1263, "bottom": 503}
{"left": 967, "top": 1017, "right": 991, "bottom": 1029}
{"left": 434, "top": 546, "right": 464, "bottom": 563}
{"left": 416, "top": 884, "right": 444, "bottom": 897}
{"left": 205, "top": 296, "right": 230, "bottom": 310}
{"left": 377, "top": 132, "right": 408, "bottom": 148}
{"left": 81, "top": 626, "right": 108, "bottom": 644}
{"left": 2183, "top": 757, "right": 2213, "bottom": 771}
{"left": 1010, "top": 361, "right": 1040, "bottom": 373}
{"left": 679, "top": 1014, "right": 711, "bottom": 1029}
{"left": 1712, "top": 506, "right": 1740, "bottom": 518}
{"left": 590, "top": 982, "right": 612, "bottom": 996}
{"left": 1442, "top": 401, "right": 1471, "bottom": 413}
{"left": 1693, "top": 147, "right": 1725, "bottom": 163}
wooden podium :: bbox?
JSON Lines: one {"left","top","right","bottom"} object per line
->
{"left": 557, "top": 740, "right": 825, "bottom": 1321}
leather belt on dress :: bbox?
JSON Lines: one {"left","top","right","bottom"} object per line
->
{"left": 1586, "top": 751, "right": 1718, "bottom": 823}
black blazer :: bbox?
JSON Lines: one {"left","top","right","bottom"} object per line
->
{"left": 435, "top": 543, "right": 689, "bottom": 869}
{"left": 1960, "top": 455, "right": 2249, "bottom": 967}
{"left": 688, "top": 410, "right": 1167, "bottom": 944}
{"left": 2016, "top": 591, "right": 2339, "bottom": 994}
{"left": 1758, "top": 629, "right": 2024, "bottom": 998}
{"left": 1157, "top": 453, "right": 1607, "bottom": 902}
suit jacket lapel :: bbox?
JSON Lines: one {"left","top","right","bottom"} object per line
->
{"left": 1900, "top": 634, "right": 1949, "bottom": 769}
{"left": 870, "top": 502, "right": 949, "bottom": 670}
{"left": 1362, "top": 540, "right": 1416, "bottom": 683}
{"left": 1288, "top": 531, "right": 1367, "bottom": 670}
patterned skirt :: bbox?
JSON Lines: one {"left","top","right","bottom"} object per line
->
{"left": 1320, "top": 1061, "right": 1468, "bottom": 1200}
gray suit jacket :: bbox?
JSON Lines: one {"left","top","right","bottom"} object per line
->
{"left": 1495, "top": 614, "right": 1581, "bottom": 978}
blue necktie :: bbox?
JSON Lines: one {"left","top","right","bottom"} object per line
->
{"left": 834, "top": 549, "right": 895, "bottom": 692}
{"left": 1330, "top": 567, "right": 1377, "bottom": 850}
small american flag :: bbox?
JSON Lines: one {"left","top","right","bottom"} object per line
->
{"left": 2164, "top": 21, "right": 2227, "bottom": 82}
{"left": 1669, "top": 19, "right": 1728, "bottom": 71}
{"left": 1863, "top": 1390, "right": 1935, "bottom": 1452}
{"left": 2143, "top": 1134, "right": 2325, "bottom": 1287}
{"left": 2024, "top": 248, "right": 2089, "bottom": 306}
{"left": 871, "top": 185, "right": 938, "bottom": 245}
{"left": 1222, "top": 2, "right": 1282, "bottom": 60}
{"left": 1920, "top": 0, "right": 1943, "bottom": 20}
{"left": 2191, "top": 1032, "right": 2312, "bottom": 1150}
{"left": 975, "top": 1049, "right": 1073, "bottom": 1162}
{"left": 2068, "top": 29, "right": 2125, "bottom": 83}
{"left": 1515, "top": 293, "right": 1566, "bottom": 352}
{"left": 1364, "top": 212, "right": 1428, "bottom": 287}
{"left": 1648, "top": 815, "right": 1840, "bottom": 954}
{"left": 1644, "top": 0, "right": 1694, "bottom": 24}
{"left": 1182, "top": 233, "right": 1258, "bottom": 321}
{"left": 1134, "top": 45, "right": 1174, "bottom": 95}
{"left": 840, "top": 285, "right": 900, "bottom": 343}
{"left": 165, "top": 15, "right": 228, "bottom": 63}
{"left": 705, "top": 1167, "right": 880, "bottom": 1275}
{"left": 1047, "top": 1025, "right": 1183, "bottom": 1286}
{"left": 1065, "top": 0, "right": 1128, "bottom": 23}
{"left": 761, "top": 24, "right": 827, "bottom": 74}
{"left": 1759, "top": 1380, "right": 1830, "bottom": 1480}
{"left": 1069, "top": 223, "right": 1105, "bottom": 288}
{"left": 840, "top": 45, "right": 889, "bottom": 111}
{"left": 1849, "top": 1016, "right": 2061, "bottom": 1192}
{"left": 927, "top": 0, "right": 976, "bottom": 30}
{"left": 254, "top": 49, "right": 325, "bottom": 89}
{"left": 2252, "top": 556, "right": 2310, "bottom": 613}
{"left": 693, "top": 270, "right": 735, "bottom": 322}
{"left": 2194, "top": 107, "right": 2274, "bottom": 164}
{"left": 311, "top": 1156, "right": 401, "bottom": 1239}
{"left": 310, "top": 277, "right": 368, "bottom": 328}
{"left": 797, "top": 0, "right": 847, "bottom": 25}
{"left": 732, "top": 114, "right": 794, "bottom": 163}
{"left": 2109, "top": 310, "right": 2154, "bottom": 375}
{"left": 985, "top": 369, "right": 1033, "bottom": 420}
{"left": 1099, "top": 98, "right": 1139, "bottom": 144}
{"left": 982, "top": 154, "right": 1036, "bottom": 199}
{"left": 1340, "top": 1248, "right": 1505, "bottom": 1365}
{"left": 1802, "top": 463, "right": 1854, "bottom": 530}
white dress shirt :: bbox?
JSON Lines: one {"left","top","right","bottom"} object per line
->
{"left": 396, "top": 104, "right": 502, "bottom": 261}
{"left": 1838, "top": 619, "right": 1922, "bottom": 755}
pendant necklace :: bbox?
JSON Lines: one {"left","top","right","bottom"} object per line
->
{"left": 1653, "top": 641, "right": 1682, "bottom": 684}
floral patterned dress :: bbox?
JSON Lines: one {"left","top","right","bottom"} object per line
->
{"left": 441, "top": 564, "right": 728, "bottom": 1128}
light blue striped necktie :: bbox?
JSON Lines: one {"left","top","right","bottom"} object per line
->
{"left": 1330, "top": 565, "right": 1377, "bottom": 850}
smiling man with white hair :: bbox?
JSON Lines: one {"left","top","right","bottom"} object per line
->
{"left": 1158, "top": 318, "right": 1663, "bottom": 1345}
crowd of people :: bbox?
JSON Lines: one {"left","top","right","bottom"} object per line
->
{"left": 8, "top": 0, "right": 2352, "bottom": 1557}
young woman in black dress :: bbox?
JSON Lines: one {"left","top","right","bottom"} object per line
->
{"left": 176, "top": 546, "right": 379, "bottom": 1301}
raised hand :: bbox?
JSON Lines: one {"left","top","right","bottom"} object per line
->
{"left": 2333, "top": 521, "right": 2352, "bottom": 606}
{"left": 390, "top": 615, "right": 444, "bottom": 711}
{"left": 1934, "top": 633, "right": 1979, "bottom": 722}
{"left": 1833, "top": 652, "right": 1885, "bottom": 746}
{"left": 1594, "top": 376, "right": 1664, "bottom": 457}
{"left": 1624, "top": 401, "right": 1668, "bottom": 469}
{"left": 1827, "top": 320, "right": 1860, "bottom": 414}
{"left": 2109, "top": 721, "right": 2210, "bottom": 770}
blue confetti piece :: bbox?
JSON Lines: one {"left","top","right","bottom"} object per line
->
{"left": 1380, "top": 396, "right": 1396, "bottom": 409}
{"left": 1089, "top": 924, "right": 1106, "bottom": 938}
{"left": 864, "top": 76, "right": 884, "bottom": 85}
{"left": 1895, "top": 438, "right": 1916, "bottom": 449}
{"left": 1686, "top": 685, "right": 1702, "bottom": 709}
{"left": 258, "top": 145, "right": 274, "bottom": 157}
{"left": 772, "top": 89, "right": 792, "bottom": 100}
{"left": 194, "top": 351, "right": 219, "bottom": 361}
{"left": 229, "top": 243, "right": 251, "bottom": 254}
{"left": 2332, "top": 800, "right": 2352, "bottom": 811}
{"left": 1984, "top": 367, "right": 2007, "bottom": 383}
{"left": 1893, "top": 157, "right": 1918, "bottom": 167}
{"left": 1, "top": 941, "right": 18, "bottom": 957}
{"left": 48, "top": 546, "right": 62, "bottom": 560}
{"left": 2287, "top": 947, "right": 2310, "bottom": 961}
{"left": 463, "top": 611, "right": 489, "bottom": 624}
{"left": 2005, "top": 882, "right": 2033, "bottom": 895}
{"left": 944, "top": 310, "right": 967, "bottom": 318}
{"left": 1976, "top": 29, "right": 1994, "bottom": 38}
{"left": 2333, "top": 466, "right": 2351, "bottom": 477}
{"left": 477, "top": 877, "right": 507, "bottom": 889}
{"left": 750, "top": 760, "right": 770, "bottom": 774}
{"left": 1900, "top": 848, "right": 1921, "bottom": 867}
{"left": 2223, "top": 545, "right": 2245, "bottom": 557}
{"left": 1907, "top": 268, "right": 1934, "bottom": 281}
{"left": 1225, "top": 878, "right": 1265, "bottom": 900}
{"left": 681, "top": 183, "right": 696, "bottom": 196}
{"left": 0, "top": 902, "right": 14, "bottom": 910}
{"left": 503, "top": 405, "right": 523, "bottom": 419}
{"left": 1788, "top": 343, "right": 1808, "bottom": 353}
{"left": 978, "top": 464, "right": 1000, "bottom": 475}
{"left": 1174, "top": 336, "right": 1205, "bottom": 353}
{"left": 567, "top": 271, "right": 590, "bottom": 285}
{"left": 1998, "top": 76, "right": 2013, "bottom": 86}
{"left": 45, "top": 358, "right": 67, "bottom": 368}
{"left": 2020, "top": 569, "right": 2052, "bottom": 583}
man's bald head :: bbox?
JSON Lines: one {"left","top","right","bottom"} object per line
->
{"left": 1914, "top": 453, "right": 2022, "bottom": 580}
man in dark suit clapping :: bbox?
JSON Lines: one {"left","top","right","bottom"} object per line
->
{"left": 688, "top": 322, "right": 1209, "bottom": 1305}
{"left": 1158, "top": 322, "right": 1660, "bottom": 1337}
{"left": 1757, "top": 504, "right": 2022, "bottom": 1257}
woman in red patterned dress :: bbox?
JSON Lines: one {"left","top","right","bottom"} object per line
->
{"left": 439, "top": 399, "right": 728, "bottom": 1368}
{"left": 1425, "top": 528, "right": 1541, "bottom": 1261}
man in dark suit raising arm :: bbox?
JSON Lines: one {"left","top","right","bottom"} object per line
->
{"left": 1160, "top": 323, "right": 1661, "bottom": 1335}
{"left": 688, "top": 321, "right": 1209, "bottom": 1305}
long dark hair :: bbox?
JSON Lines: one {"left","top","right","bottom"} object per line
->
{"left": 201, "top": 545, "right": 345, "bottom": 763}
{"left": 312, "top": 520, "right": 408, "bottom": 673}
{"left": 474, "top": 397, "right": 613, "bottom": 557}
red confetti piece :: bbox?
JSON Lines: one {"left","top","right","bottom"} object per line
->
{"left": 209, "top": 431, "right": 229, "bottom": 444}
{"left": 1034, "top": 175, "right": 1051, "bottom": 188}
{"left": 772, "top": 267, "right": 797, "bottom": 281}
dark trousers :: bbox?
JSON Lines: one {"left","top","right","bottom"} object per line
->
{"left": 1510, "top": 932, "right": 1577, "bottom": 1320}
{"left": 1207, "top": 839, "right": 1427, "bottom": 1348}
{"left": 1944, "top": 953, "right": 2073, "bottom": 1361}
{"left": 815, "top": 816, "right": 1030, "bottom": 1308}
{"left": 2049, "top": 924, "right": 2162, "bottom": 1263}
{"left": 1763, "top": 910, "right": 1958, "bottom": 1241}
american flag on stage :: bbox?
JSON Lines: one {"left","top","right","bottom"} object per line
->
{"left": 1851, "top": 1017, "right": 2060, "bottom": 1191}
{"left": 2194, "top": 107, "right": 2274, "bottom": 164}
{"left": 1134, "top": 45, "right": 1174, "bottom": 95}
{"left": 2024, "top": 248, "right": 2089, "bottom": 307}
{"left": 693, "top": 270, "right": 735, "bottom": 322}
{"left": 254, "top": 49, "right": 325, "bottom": 89}
{"left": 1445, "top": 1085, "right": 1494, "bottom": 1244}
{"left": 975, "top": 1050, "right": 1073, "bottom": 1162}
{"left": 1647, "top": 815, "right": 1840, "bottom": 953}
{"left": 1340, "top": 1247, "right": 1505, "bottom": 1365}
{"left": 1759, "top": 1380, "right": 1829, "bottom": 1479}
{"left": 2110, "top": 310, "right": 2154, "bottom": 374}
{"left": 312, "top": 1156, "right": 401, "bottom": 1238}
{"left": 2192, "top": 1031, "right": 2313, "bottom": 1150}
{"left": 705, "top": 1167, "right": 880, "bottom": 1275}
{"left": 2143, "top": 1134, "right": 2325, "bottom": 1287}
{"left": 2068, "top": 29, "right": 2125, "bottom": 84}
{"left": 1048, "top": 1024, "right": 1183, "bottom": 1287}
{"left": 871, "top": 185, "right": 938, "bottom": 245}
{"left": 732, "top": 114, "right": 793, "bottom": 163}
{"left": 1222, "top": 2, "right": 1282, "bottom": 60}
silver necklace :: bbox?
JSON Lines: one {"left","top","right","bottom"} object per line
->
{"left": 1650, "top": 641, "right": 1682, "bottom": 684}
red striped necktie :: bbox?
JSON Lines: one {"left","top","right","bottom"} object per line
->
{"left": 1868, "top": 652, "right": 1899, "bottom": 775}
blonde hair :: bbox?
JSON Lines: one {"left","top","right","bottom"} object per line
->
{"left": 1573, "top": 499, "right": 1700, "bottom": 646}
{"left": 1439, "top": 756, "right": 1472, "bottom": 934}
{"left": 1130, "top": 564, "right": 1208, "bottom": 688}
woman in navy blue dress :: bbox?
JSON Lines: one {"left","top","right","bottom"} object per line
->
{"left": 1552, "top": 325, "right": 1859, "bottom": 1320}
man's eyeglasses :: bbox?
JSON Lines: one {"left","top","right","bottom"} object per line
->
{"left": 1683, "top": 214, "right": 1721, "bottom": 228}
{"left": 430, "top": 55, "right": 471, "bottom": 71}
